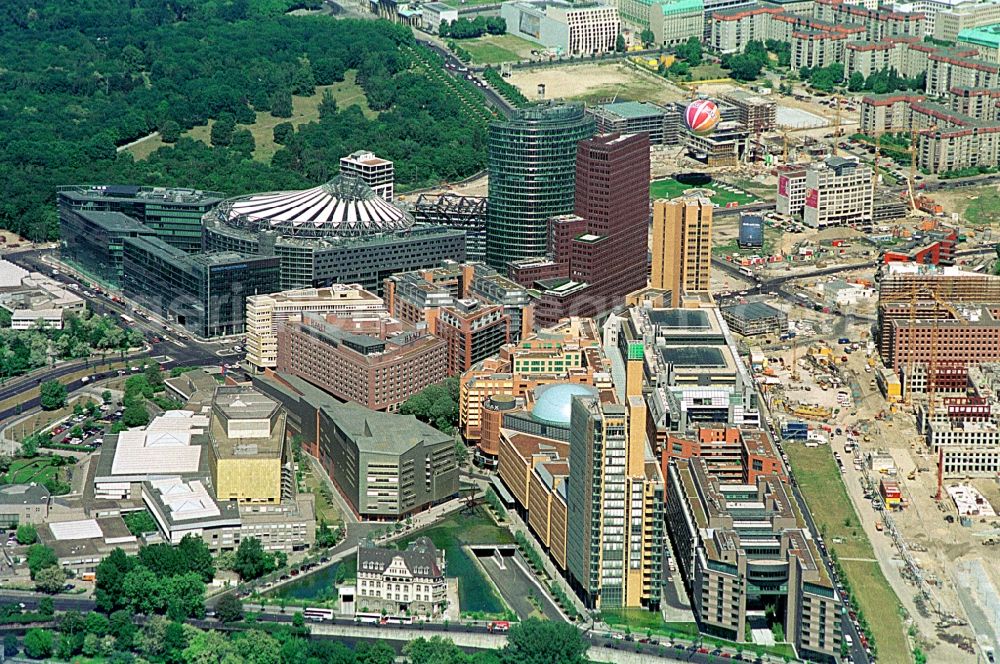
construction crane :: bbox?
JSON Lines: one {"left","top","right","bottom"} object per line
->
{"left": 867, "top": 125, "right": 936, "bottom": 212}
{"left": 831, "top": 97, "right": 841, "bottom": 157}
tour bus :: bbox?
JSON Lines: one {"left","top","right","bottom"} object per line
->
{"left": 355, "top": 612, "right": 382, "bottom": 624}
{"left": 303, "top": 607, "right": 334, "bottom": 622}
{"left": 120, "top": 314, "right": 135, "bottom": 325}
{"left": 488, "top": 621, "right": 510, "bottom": 633}
{"left": 385, "top": 615, "right": 413, "bottom": 625}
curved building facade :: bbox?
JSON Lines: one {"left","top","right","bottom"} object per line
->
{"left": 485, "top": 104, "right": 595, "bottom": 270}
{"left": 204, "top": 175, "right": 465, "bottom": 293}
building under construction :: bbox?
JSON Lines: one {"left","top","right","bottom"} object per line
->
{"left": 684, "top": 121, "right": 750, "bottom": 166}
{"left": 877, "top": 264, "right": 1000, "bottom": 393}
{"left": 916, "top": 362, "right": 1000, "bottom": 478}
{"left": 720, "top": 90, "right": 777, "bottom": 134}
{"left": 412, "top": 194, "right": 488, "bottom": 262}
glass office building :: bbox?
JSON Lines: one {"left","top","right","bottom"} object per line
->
{"left": 485, "top": 103, "right": 594, "bottom": 270}
{"left": 122, "top": 236, "right": 280, "bottom": 338}
{"left": 59, "top": 208, "right": 157, "bottom": 287}
{"left": 57, "top": 185, "right": 224, "bottom": 253}
{"left": 202, "top": 176, "right": 466, "bottom": 294}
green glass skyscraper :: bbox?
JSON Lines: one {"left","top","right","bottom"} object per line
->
{"left": 485, "top": 103, "right": 595, "bottom": 270}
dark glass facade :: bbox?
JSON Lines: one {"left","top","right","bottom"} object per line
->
{"left": 59, "top": 208, "right": 156, "bottom": 287}
{"left": 122, "top": 236, "right": 280, "bottom": 338}
{"left": 485, "top": 103, "right": 595, "bottom": 270}
{"left": 57, "top": 185, "right": 223, "bottom": 254}
{"left": 203, "top": 221, "right": 466, "bottom": 295}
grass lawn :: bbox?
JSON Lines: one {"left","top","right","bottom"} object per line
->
{"left": 396, "top": 507, "right": 512, "bottom": 616}
{"left": 301, "top": 465, "right": 341, "bottom": 525}
{"left": 650, "top": 177, "right": 759, "bottom": 207}
{"left": 785, "top": 443, "right": 911, "bottom": 664}
{"left": 131, "top": 71, "right": 375, "bottom": 163}
{"left": 689, "top": 63, "right": 729, "bottom": 81}
{"left": 713, "top": 234, "right": 776, "bottom": 258}
{"left": 964, "top": 187, "right": 1000, "bottom": 226}
{"left": 3, "top": 458, "right": 62, "bottom": 485}
{"left": 439, "top": 0, "right": 499, "bottom": 7}
{"left": 601, "top": 611, "right": 797, "bottom": 660}
{"left": 461, "top": 34, "right": 541, "bottom": 65}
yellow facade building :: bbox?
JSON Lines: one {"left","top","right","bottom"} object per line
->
{"left": 208, "top": 387, "right": 288, "bottom": 504}
{"left": 651, "top": 197, "right": 713, "bottom": 307}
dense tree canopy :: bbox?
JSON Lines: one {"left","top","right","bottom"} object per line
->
{"left": 0, "top": 0, "right": 488, "bottom": 241}
{"left": 399, "top": 377, "right": 460, "bottom": 434}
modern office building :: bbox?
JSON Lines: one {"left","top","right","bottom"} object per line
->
{"left": 721, "top": 302, "right": 788, "bottom": 336}
{"left": 356, "top": 538, "right": 448, "bottom": 616}
{"left": 57, "top": 184, "right": 224, "bottom": 254}
{"left": 651, "top": 197, "right": 713, "bottom": 307}
{"left": 245, "top": 285, "right": 387, "bottom": 372}
{"left": 936, "top": 0, "right": 1000, "bottom": 42}
{"left": 122, "top": 236, "right": 280, "bottom": 338}
{"left": 459, "top": 317, "right": 611, "bottom": 464}
{"left": 0, "top": 484, "right": 50, "bottom": 529}
{"left": 570, "top": 132, "right": 650, "bottom": 298}
{"left": 203, "top": 175, "right": 466, "bottom": 292}
{"left": 665, "top": 457, "right": 841, "bottom": 659}
{"left": 876, "top": 263, "right": 1000, "bottom": 379}
{"left": 776, "top": 164, "right": 809, "bottom": 217}
{"left": 59, "top": 209, "right": 157, "bottom": 287}
{"left": 486, "top": 104, "right": 595, "bottom": 270}
{"left": 384, "top": 261, "right": 533, "bottom": 345}
{"left": 319, "top": 399, "right": 458, "bottom": 518}
{"left": 802, "top": 157, "right": 874, "bottom": 230}
{"left": 661, "top": 426, "right": 786, "bottom": 485}
{"left": 207, "top": 387, "right": 290, "bottom": 505}
{"left": 511, "top": 132, "right": 652, "bottom": 327}
{"left": 604, "top": 304, "right": 761, "bottom": 440}
{"left": 501, "top": 0, "right": 621, "bottom": 55}
{"left": 566, "top": 370, "right": 665, "bottom": 610}
{"left": 653, "top": 0, "right": 706, "bottom": 45}
{"left": 437, "top": 300, "right": 511, "bottom": 375}
{"left": 412, "top": 194, "right": 488, "bottom": 262}
{"left": 778, "top": 158, "right": 874, "bottom": 230}
{"left": 275, "top": 311, "right": 448, "bottom": 412}
{"left": 340, "top": 150, "right": 395, "bottom": 202}
{"left": 587, "top": 101, "right": 670, "bottom": 145}
{"left": 720, "top": 90, "right": 777, "bottom": 134}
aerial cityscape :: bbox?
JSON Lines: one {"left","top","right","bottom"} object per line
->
{"left": 1, "top": 0, "right": 1000, "bottom": 662}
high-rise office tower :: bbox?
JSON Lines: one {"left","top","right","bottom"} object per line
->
{"left": 651, "top": 197, "right": 713, "bottom": 307}
{"left": 340, "top": 150, "right": 395, "bottom": 202}
{"left": 571, "top": 132, "right": 650, "bottom": 296}
{"left": 566, "top": 348, "right": 664, "bottom": 610}
{"left": 486, "top": 103, "right": 595, "bottom": 271}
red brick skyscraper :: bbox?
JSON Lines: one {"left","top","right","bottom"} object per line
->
{"left": 572, "top": 132, "right": 650, "bottom": 296}
{"left": 528, "top": 132, "right": 651, "bottom": 326}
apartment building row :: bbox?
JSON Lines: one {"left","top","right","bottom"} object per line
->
{"left": 860, "top": 85, "right": 1000, "bottom": 174}
{"left": 709, "top": 0, "right": 925, "bottom": 68}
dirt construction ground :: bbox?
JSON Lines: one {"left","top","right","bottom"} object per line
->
{"left": 505, "top": 62, "right": 685, "bottom": 106}
{"left": 768, "top": 326, "right": 996, "bottom": 663}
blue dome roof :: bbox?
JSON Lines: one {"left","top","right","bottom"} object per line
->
{"left": 531, "top": 383, "right": 598, "bottom": 426}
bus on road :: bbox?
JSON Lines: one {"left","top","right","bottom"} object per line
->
{"left": 304, "top": 607, "right": 334, "bottom": 622}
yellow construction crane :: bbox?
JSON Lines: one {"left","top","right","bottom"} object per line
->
{"left": 868, "top": 125, "right": 936, "bottom": 212}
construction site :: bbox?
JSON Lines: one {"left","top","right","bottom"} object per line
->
{"left": 728, "top": 257, "right": 1000, "bottom": 663}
